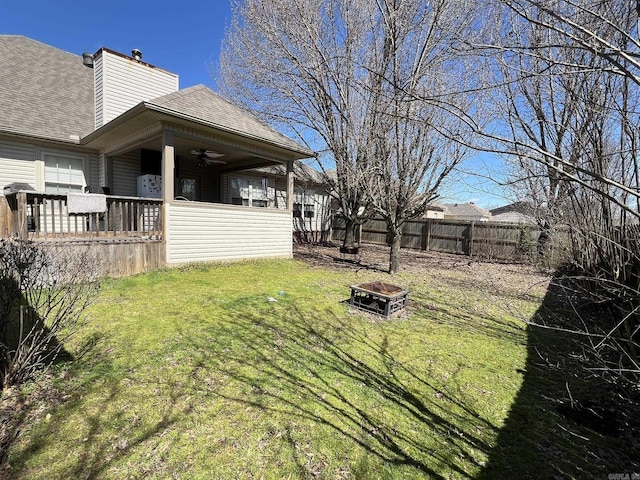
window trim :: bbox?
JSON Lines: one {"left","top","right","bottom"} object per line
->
{"left": 38, "top": 150, "right": 88, "bottom": 193}
{"left": 230, "top": 175, "right": 272, "bottom": 208}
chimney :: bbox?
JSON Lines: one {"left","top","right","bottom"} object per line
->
{"left": 91, "top": 48, "right": 179, "bottom": 129}
{"left": 82, "top": 52, "right": 94, "bottom": 68}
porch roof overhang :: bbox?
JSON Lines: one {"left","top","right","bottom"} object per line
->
{"left": 80, "top": 101, "right": 314, "bottom": 166}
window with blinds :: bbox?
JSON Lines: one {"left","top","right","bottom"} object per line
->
{"left": 230, "top": 177, "right": 271, "bottom": 207}
{"left": 44, "top": 154, "right": 86, "bottom": 194}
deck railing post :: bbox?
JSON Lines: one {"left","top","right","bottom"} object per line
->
{"left": 16, "top": 192, "right": 28, "bottom": 240}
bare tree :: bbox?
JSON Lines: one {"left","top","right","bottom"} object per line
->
{"left": 219, "top": 0, "right": 478, "bottom": 272}
{"left": 470, "top": 0, "right": 640, "bottom": 393}
{"left": 489, "top": 8, "right": 621, "bottom": 256}
{"left": 354, "top": 1, "right": 476, "bottom": 273}
{"left": 219, "top": 0, "right": 384, "bottom": 249}
{"left": 0, "top": 239, "right": 101, "bottom": 390}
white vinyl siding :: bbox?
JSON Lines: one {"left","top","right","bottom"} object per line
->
{"left": 94, "top": 49, "right": 179, "bottom": 128}
{"left": 0, "top": 141, "right": 36, "bottom": 190}
{"left": 111, "top": 151, "right": 141, "bottom": 196}
{"left": 167, "top": 203, "right": 292, "bottom": 264}
{"left": 292, "top": 187, "right": 332, "bottom": 233}
{"left": 88, "top": 152, "right": 100, "bottom": 191}
{"left": 43, "top": 154, "right": 86, "bottom": 194}
{"left": 94, "top": 54, "right": 104, "bottom": 129}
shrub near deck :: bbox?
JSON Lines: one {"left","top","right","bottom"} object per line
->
{"left": 5, "top": 255, "right": 545, "bottom": 479}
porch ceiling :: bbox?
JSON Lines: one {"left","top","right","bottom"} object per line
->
{"left": 81, "top": 104, "right": 305, "bottom": 172}
{"left": 136, "top": 134, "right": 287, "bottom": 173}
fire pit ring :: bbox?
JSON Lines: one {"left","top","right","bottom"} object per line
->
{"left": 349, "top": 281, "right": 408, "bottom": 317}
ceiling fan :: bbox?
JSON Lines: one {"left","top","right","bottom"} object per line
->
{"left": 190, "top": 149, "right": 226, "bottom": 167}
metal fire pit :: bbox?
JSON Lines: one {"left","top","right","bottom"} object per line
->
{"left": 349, "top": 281, "right": 408, "bottom": 317}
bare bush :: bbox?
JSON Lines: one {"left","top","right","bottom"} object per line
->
{"left": 0, "top": 239, "right": 101, "bottom": 390}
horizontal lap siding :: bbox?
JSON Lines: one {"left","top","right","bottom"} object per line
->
{"left": 0, "top": 142, "right": 36, "bottom": 189}
{"left": 100, "top": 52, "right": 178, "bottom": 126}
{"left": 112, "top": 151, "right": 140, "bottom": 196}
{"left": 167, "top": 203, "right": 292, "bottom": 264}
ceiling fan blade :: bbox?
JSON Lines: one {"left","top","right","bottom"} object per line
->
{"left": 190, "top": 149, "right": 225, "bottom": 158}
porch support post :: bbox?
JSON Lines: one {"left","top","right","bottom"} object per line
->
{"left": 161, "top": 130, "right": 175, "bottom": 204}
{"left": 286, "top": 160, "right": 295, "bottom": 211}
{"left": 105, "top": 155, "right": 114, "bottom": 193}
{"left": 161, "top": 131, "right": 174, "bottom": 264}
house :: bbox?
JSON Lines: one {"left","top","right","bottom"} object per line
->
{"left": 441, "top": 202, "right": 491, "bottom": 222}
{"left": 254, "top": 162, "right": 334, "bottom": 243}
{"left": 0, "top": 35, "right": 313, "bottom": 273}
{"left": 423, "top": 201, "right": 446, "bottom": 220}
{"left": 490, "top": 202, "right": 536, "bottom": 225}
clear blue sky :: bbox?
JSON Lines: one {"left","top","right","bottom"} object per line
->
{"left": 0, "top": 0, "right": 231, "bottom": 89}
{"left": 1, "top": 0, "right": 510, "bottom": 208}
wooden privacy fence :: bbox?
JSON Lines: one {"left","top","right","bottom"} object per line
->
{"left": 332, "top": 217, "right": 541, "bottom": 261}
{"left": 5, "top": 192, "right": 163, "bottom": 240}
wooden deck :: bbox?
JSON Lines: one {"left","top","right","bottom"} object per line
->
{"left": 2, "top": 192, "right": 165, "bottom": 277}
{"left": 4, "top": 191, "right": 162, "bottom": 241}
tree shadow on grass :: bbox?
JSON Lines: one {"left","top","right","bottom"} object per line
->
{"left": 2, "top": 323, "right": 205, "bottom": 479}
{"left": 409, "top": 294, "right": 526, "bottom": 345}
{"left": 201, "top": 304, "right": 499, "bottom": 478}
{"left": 0, "top": 275, "right": 75, "bottom": 472}
{"left": 477, "top": 277, "right": 640, "bottom": 479}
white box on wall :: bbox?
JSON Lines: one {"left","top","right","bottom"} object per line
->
{"left": 137, "top": 174, "right": 162, "bottom": 198}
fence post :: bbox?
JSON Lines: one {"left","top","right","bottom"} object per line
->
{"left": 468, "top": 221, "right": 475, "bottom": 257}
{"left": 421, "top": 220, "right": 428, "bottom": 251}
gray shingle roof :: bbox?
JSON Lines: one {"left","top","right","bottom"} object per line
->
{"left": 490, "top": 201, "right": 534, "bottom": 216}
{"left": 0, "top": 35, "right": 94, "bottom": 142}
{"left": 442, "top": 202, "right": 491, "bottom": 219}
{"left": 147, "top": 85, "right": 312, "bottom": 157}
{"left": 253, "top": 162, "right": 325, "bottom": 184}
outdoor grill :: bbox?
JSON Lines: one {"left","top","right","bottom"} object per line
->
{"left": 349, "top": 281, "right": 408, "bottom": 317}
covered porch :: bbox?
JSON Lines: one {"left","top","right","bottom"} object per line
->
{"left": 2, "top": 86, "right": 313, "bottom": 272}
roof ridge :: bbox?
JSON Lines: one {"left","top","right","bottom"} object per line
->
{"left": 147, "top": 85, "right": 312, "bottom": 156}
{"left": 0, "top": 34, "right": 82, "bottom": 60}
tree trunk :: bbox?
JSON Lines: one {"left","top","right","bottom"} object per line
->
{"left": 343, "top": 217, "right": 357, "bottom": 249}
{"left": 389, "top": 229, "right": 402, "bottom": 274}
{"left": 537, "top": 221, "right": 552, "bottom": 257}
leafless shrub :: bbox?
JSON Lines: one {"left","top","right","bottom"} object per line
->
{"left": 0, "top": 239, "right": 101, "bottom": 390}
{"left": 559, "top": 222, "right": 640, "bottom": 392}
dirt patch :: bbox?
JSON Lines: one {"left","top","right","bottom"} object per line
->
{"left": 293, "top": 243, "right": 551, "bottom": 298}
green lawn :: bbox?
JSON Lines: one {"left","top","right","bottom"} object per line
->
{"left": 4, "top": 256, "right": 548, "bottom": 479}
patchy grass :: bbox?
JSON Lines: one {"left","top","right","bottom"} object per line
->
{"left": 3, "top": 251, "right": 554, "bottom": 478}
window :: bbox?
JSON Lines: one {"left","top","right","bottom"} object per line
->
{"left": 294, "top": 190, "right": 315, "bottom": 218}
{"left": 43, "top": 154, "right": 86, "bottom": 194}
{"left": 231, "top": 177, "right": 270, "bottom": 207}
{"left": 180, "top": 178, "right": 198, "bottom": 201}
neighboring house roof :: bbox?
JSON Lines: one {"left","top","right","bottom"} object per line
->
{"left": 426, "top": 201, "right": 445, "bottom": 212}
{"left": 442, "top": 202, "right": 491, "bottom": 219}
{"left": 145, "top": 85, "right": 313, "bottom": 157}
{"left": 490, "top": 202, "right": 536, "bottom": 224}
{"left": 491, "top": 211, "right": 536, "bottom": 224}
{"left": 490, "top": 201, "right": 533, "bottom": 216}
{"left": 254, "top": 162, "right": 325, "bottom": 184}
{"left": 0, "top": 35, "right": 94, "bottom": 142}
